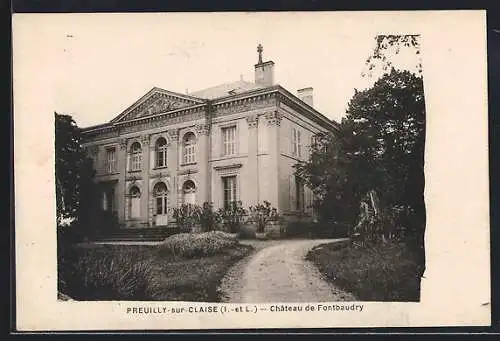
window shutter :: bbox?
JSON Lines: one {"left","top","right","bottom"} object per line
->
{"left": 234, "top": 126, "right": 238, "bottom": 155}
{"left": 297, "top": 130, "right": 302, "bottom": 157}
{"left": 289, "top": 175, "right": 296, "bottom": 210}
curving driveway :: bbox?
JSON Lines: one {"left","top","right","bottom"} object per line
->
{"left": 219, "top": 239, "right": 356, "bottom": 303}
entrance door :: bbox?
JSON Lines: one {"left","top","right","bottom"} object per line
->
{"left": 153, "top": 182, "right": 168, "bottom": 226}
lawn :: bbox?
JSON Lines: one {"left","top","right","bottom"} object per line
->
{"left": 58, "top": 232, "right": 253, "bottom": 302}
{"left": 306, "top": 240, "right": 424, "bottom": 301}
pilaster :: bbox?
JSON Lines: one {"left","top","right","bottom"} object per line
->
{"left": 246, "top": 114, "right": 259, "bottom": 205}
{"left": 141, "top": 135, "right": 150, "bottom": 226}
{"left": 264, "top": 110, "right": 282, "bottom": 209}
{"left": 117, "top": 138, "right": 127, "bottom": 224}
{"left": 167, "top": 128, "right": 179, "bottom": 212}
{"left": 196, "top": 124, "right": 211, "bottom": 204}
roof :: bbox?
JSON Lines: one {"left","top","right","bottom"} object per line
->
{"left": 189, "top": 80, "right": 265, "bottom": 99}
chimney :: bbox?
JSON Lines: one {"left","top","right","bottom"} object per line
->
{"left": 254, "top": 44, "right": 275, "bottom": 86}
{"left": 297, "top": 87, "right": 314, "bottom": 107}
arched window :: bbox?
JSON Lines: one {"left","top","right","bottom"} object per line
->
{"left": 129, "top": 142, "right": 142, "bottom": 171}
{"left": 182, "top": 180, "right": 196, "bottom": 205}
{"left": 153, "top": 182, "right": 168, "bottom": 226}
{"left": 155, "top": 137, "right": 168, "bottom": 168}
{"left": 128, "top": 186, "right": 141, "bottom": 219}
{"left": 183, "top": 132, "right": 196, "bottom": 164}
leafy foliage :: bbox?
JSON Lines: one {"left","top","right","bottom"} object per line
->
{"left": 295, "top": 68, "right": 425, "bottom": 263}
{"left": 363, "top": 34, "right": 422, "bottom": 78}
{"left": 248, "top": 201, "right": 280, "bottom": 233}
{"left": 58, "top": 246, "right": 158, "bottom": 300}
{"left": 171, "top": 204, "right": 201, "bottom": 232}
{"left": 55, "top": 112, "right": 95, "bottom": 228}
{"left": 198, "top": 202, "right": 221, "bottom": 232}
{"left": 218, "top": 201, "right": 247, "bottom": 233}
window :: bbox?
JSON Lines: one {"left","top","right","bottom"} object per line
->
{"left": 129, "top": 142, "right": 142, "bottom": 171}
{"left": 292, "top": 127, "right": 302, "bottom": 158}
{"left": 153, "top": 182, "right": 168, "bottom": 226}
{"left": 222, "top": 125, "right": 237, "bottom": 156}
{"left": 222, "top": 176, "right": 237, "bottom": 209}
{"left": 102, "top": 191, "right": 108, "bottom": 211}
{"left": 182, "top": 180, "right": 196, "bottom": 205}
{"left": 153, "top": 182, "right": 168, "bottom": 215}
{"left": 105, "top": 147, "right": 116, "bottom": 173}
{"left": 295, "top": 176, "right": 305, "bottom": 211}
{"left": 128, "top": 186, "right": 141, "bottom": 219}
{"left": 183, "top": 132, "right": 196, "bottom": 164}
{"left": 102, "top": 187, "right": 114, "bottom": 212}
{"left": 155, "top": 137, "right": 168, "bottom": 168}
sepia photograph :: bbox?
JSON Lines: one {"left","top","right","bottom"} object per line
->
{"left": 13, "top": 10, "right": 490, "bottom": 330}
{"left": 54, "top": 19, "right": 425, "bottom": 304}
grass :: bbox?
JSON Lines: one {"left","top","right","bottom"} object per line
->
{"left": 306, "top": 240, "right": 424, "bottom": 301}
{"left": 58, "top": 232, "right": 253, "bottom": 302}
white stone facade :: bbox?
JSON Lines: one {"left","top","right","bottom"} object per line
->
{"left": 82, "top": 52, "right": 339, "bottom": 228}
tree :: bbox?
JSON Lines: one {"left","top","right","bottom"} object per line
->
{"left": 55, "top": 112, "right": 95, "bottom": 229}
{"left": 362, "top": 34, "right": 422, "bottom": 78}
{"left": 295, "top": 68, "right": 425, "bottom": 251}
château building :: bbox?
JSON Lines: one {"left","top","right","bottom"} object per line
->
{"left": 81, "top": 45, "right": 339, "bottom": 229}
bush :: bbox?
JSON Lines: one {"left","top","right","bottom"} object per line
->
{"left": 171, "top": 204, "right": 200, "bottom": 233}
{"left": 58, "top": 246, "right": 157, "bottom": 300}
{"left": 199, "top": 202, "right": 221, "bottom": 232}
{"left": 248, "top": 201, "right": 280, "bottom": 233}
{"left": 158, "top": 231, "right": 239, "bottom": 258}
{"left": 218, "top": 201, "right": 247, "bottom": 233}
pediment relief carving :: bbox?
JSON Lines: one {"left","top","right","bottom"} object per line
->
{"left": 114, "top": 90, "right": 202, "bottom": 123}
{"left": 125, "top": 95, "right": 191, "bottom": 121}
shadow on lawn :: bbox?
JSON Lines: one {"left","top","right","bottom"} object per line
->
{"left": 306, "top": 240, "right": 423, "bottom": 302}
{"left": 58, "top": 242, "right": 253, "bottom": 302}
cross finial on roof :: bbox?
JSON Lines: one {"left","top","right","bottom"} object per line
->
{"left": 257, "top": 44, "right": 263, "bottom": 64}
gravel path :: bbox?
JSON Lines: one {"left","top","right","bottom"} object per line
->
{"left": 218, "top": 239, "right": 356, "bottom": 303}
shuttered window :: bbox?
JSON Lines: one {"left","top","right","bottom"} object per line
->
{"left": 222, "top": 125, "right": 237, "bottom": 156}
{"left": 292, "top": 127, "right": 302, "bottom": 158}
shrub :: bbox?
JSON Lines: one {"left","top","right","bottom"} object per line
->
{"left": 248, "top": 201, "right": 280, "bottom": 233}
{"left": 171, "top": 204, "right": 201, "bottom": 233}
{"left": 199, "top": 202, "right": 221, "bottom": 232}
{"left": 158, "top": 231, "right": 239, "bottom": 258}
{"left": 58, "top": 246, "right": 157, "bottom": 300}
{"left": 218, "top": 201, "right": 247, "bottom": 233}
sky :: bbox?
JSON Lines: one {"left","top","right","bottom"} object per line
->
{"left": 19, "top": 12, "right": 421, "bottom": 127}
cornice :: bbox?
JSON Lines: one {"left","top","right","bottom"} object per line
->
{"left": 81, "top": 84, "right": 339, "bottom": 140}
{"left": 274, "top": 86, "right": 340, "bottom": 132}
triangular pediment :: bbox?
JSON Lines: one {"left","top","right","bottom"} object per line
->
{"left": 110, "top": 87, "right": 205, "bottom": 123}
